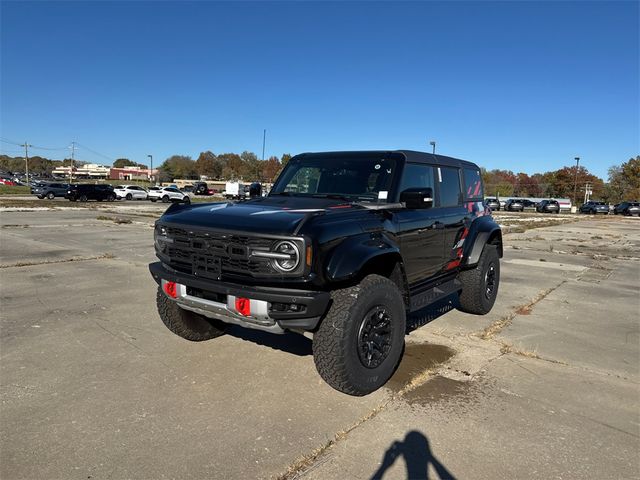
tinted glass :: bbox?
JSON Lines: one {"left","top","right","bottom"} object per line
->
{"left": 398, "top": 163, "right": 434, "bottom": 193}
{"left": 463, "top": 168, "right": 483, "bottom": 200}
{"left": 271, "top": 155, "right": 397, "bottom": 201}
{"left": 439, "top": 167, "right": 461, "bottom": 207}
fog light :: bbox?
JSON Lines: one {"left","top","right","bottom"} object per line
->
{"left": 163, "top": 281, "right": 177, "bottom": 299}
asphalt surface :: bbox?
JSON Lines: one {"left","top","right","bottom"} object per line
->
{"left": 1, "top": 205, "right": 638, "bottom": 479}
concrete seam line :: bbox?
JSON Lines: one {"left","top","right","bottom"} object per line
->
{"left": 0, "top": 253, "right": 115, "bottom": 268}
{"left": 476, "top": 280, "right": 567, "bottom": 340}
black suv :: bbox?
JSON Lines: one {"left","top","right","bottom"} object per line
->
{"left": 150, "top": 151, "right": 503, "bottom": 395}
{"left": 66, "top": 184, "right": 116, "bottom": 202}
{"left": 504, "top": 198, "right": 525, "bottom": 212}
{"left": 536, "top": 199, "right": 560, "bottom": 214}
{"left": 31, "top": 182, "right": 69, "bottom": 199}
{"left": 613, "top": 201, "right": 640, "bottom": 216}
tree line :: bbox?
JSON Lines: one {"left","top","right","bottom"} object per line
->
{"left": 156, "top": 151, "right": 292, "bottom": 183}
{"left": 1, "top": 152, "right": 637, "bottom": 203}
{"left": 481, "top": 156, "right": 639, "bottom": 203}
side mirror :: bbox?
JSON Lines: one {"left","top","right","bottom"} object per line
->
{"left": 400, "top": 187, "right": 433, "bottom": 209}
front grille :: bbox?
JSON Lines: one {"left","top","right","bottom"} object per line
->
{"left": 162, "top": 226, "right": 276, "bottom": 278}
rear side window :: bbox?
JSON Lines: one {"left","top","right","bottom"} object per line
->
{"left": 463, "top": 168, "right": 483, "bottom": 200}
{"left": 438, "top": 167, "right": 462, "bottom": 207}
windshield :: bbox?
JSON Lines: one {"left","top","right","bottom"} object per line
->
{"left": 270, "top": 154, "right": 398, "bottom": 202}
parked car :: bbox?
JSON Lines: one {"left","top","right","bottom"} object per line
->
{"left": 536, "top": 199, "right": 560, "bottom": 214}
{"left": 504, "top": 199, "right": 525, "bottom": 212}
{"left": 521, "top": 199, "right": 538, "bottom": 211}
{"left": 114, "top": 185, "right": 148, "bottom": 200}
{"left": 579, "top": 201, "right": 609, "bottom": 215}
{"left": 150, "top": 149, "right": 503, "bottom": 396}
{"left": 484, "top": 197, "right": 500, "bottom": 211}
{"left": 0, "top": 178, "right": 16, "bottom": 186}
{"left": 65, "top": 184, "right": 116, "bottom": 202}
{"left": 148, "top": 186, "right": 191, "bottom": 203}
{"left": 613, "top": 201, "right": 640, "bottom": 216}
{"left": 193, "top": 181, "right": 211, "bottom": 195}
{"left": 31, "top": 182, "right": 69, "bottom": 199}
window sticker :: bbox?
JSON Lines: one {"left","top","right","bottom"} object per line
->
{"left": 378, "top": 191, "right": 388, "bottom": 200}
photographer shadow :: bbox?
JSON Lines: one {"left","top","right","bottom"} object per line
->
{"left": 371, "top": 430, "right": 456, "bottom": 480}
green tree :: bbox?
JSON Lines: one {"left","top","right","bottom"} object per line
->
{"left": 113, "top": 158, "right": 136, "bottom": 168}
{"left": 158, "top": 155, "right": 197, "bottom": 180}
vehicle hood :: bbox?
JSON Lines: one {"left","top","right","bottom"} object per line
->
{"left": 159, "top": 196, "right": 368, "bottom": 235}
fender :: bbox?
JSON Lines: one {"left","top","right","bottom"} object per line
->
{"left": 462, "top": 216, "right": 503, "bottom": 266}
{"left": 325, "top": 232, "right": 401, "bottom": 283}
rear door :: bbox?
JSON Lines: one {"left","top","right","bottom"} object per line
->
{"left": 435, "top": 166, "right": 467, "bottom": 270}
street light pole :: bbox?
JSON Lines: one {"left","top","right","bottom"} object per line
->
{"left": 430, "top": 141, "right": 436, "bottom": 154}
{"left": 147, "top": 155, "right": 153, "bottom": 185}
{"left": 262, "top": 129, "right": 266, "bottom": 161}
{"left": 573, "top": 156, "right": 580, "bottom": 209}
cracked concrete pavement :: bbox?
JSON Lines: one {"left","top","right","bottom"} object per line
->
{"left": 1, "top": 206, "right": 638, "bottom": 479}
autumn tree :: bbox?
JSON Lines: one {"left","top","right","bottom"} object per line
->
{"left": 158, "top": 155, "right": 197, "bottom": 181}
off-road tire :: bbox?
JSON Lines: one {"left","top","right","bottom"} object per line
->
{"left": 313, "top": 274, "right": 406, "bottom": 396}
{"left": 156, "top": 287, "right": 227, "bottom": 341}
{"left": 457, "top": 244, "right": 500, "bottom": 315}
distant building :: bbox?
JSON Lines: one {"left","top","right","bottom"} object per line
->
{"left": 109, "top": 166, "right": 158, "bottom": 181}
{"left": 52, "top": 163, "right": 111, "bottom": 179}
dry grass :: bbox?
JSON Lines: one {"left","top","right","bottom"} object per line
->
{"left": 96, "top": 215, "right": 132, "bottom": 224}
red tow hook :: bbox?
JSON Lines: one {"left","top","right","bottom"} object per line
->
{"left": 163, "top": 281, "right": 178, "bottom": 299}
{"left": 235, "top": 297, "right": 251, "bottom": 316}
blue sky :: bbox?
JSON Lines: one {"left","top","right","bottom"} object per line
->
{"left": 1, "top": 1, "right": 638, "bottom": 179}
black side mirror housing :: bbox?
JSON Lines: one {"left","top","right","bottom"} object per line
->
{"left": 400, "top": 187, "right": 434, "bottom": 209}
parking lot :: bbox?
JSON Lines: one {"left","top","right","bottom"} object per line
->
{"left": 1, "top": 200, "right": 638, "bottom": 479}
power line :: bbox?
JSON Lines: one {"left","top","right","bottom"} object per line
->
{"left": 75, "top": 142, "right": 115, "bottom": 163}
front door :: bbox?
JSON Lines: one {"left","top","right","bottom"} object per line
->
{"left": 395, "top": 163, "right": 444, "bottom": 284}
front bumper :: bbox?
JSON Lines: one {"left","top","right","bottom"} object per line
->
{"left": 149, "top": 262, "right": 330, "bottom": 334}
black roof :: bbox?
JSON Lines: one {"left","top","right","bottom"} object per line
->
{"left": 296, "top": 150, "right": 478, "bottom": 169}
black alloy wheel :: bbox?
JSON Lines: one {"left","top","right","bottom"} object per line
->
{"left": 357, "top": 306, "right": 393, "bottom": 369}
{"left": 484, "top": 262, "right": 497, "bottom": 300}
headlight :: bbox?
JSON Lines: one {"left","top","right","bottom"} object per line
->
{"left": 272, "top": 240, "right": 300, "bottom": 272}
{"left": 154, "top": 225, "right": 172, "bottom": 252}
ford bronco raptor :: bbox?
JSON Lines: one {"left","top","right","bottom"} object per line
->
{"left": 150, "top": 151, "right": 502, "bottom": 396}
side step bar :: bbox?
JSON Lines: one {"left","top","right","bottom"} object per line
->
{"left": 409, "top": 277, "right": 462, "bottom": 312}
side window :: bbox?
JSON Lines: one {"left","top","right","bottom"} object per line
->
{"left": 463, "top": 168, "right": 483, "bottom": 200}
{"left": 398, "top": 163, "right": 434, "bottom": 193}
{"left": 438, "top": 167, "right": 462, "bottom": 207}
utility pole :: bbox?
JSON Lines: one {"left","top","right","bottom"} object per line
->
{"left": 20, "top": 141, "right": 32, "bottom": 186}
{"left": 262, "top": 129, "right": 266, "bottom": 162}
{"left": 147, "top": 154, "right": 153, "bottom": 185}
{"left": 573, "top": 156, "right": 580, "bottom": 209}
{"left": 430, "top": 141, "right": 436, "bottom": 154}
{"left": 69, "top": 142, "right": 76, "bottom": 182}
